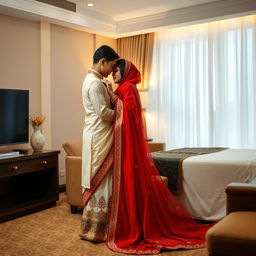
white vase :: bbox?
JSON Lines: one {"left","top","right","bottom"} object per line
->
{"left": 30, "top": 126, "right": 45, "bottom": 152}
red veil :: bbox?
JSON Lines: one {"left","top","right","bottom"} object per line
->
{"left": 82, "top": 61, "right": 212, "bottom": 254}
{"left": 107, "top": 61, "right": 212, "bottom": 254}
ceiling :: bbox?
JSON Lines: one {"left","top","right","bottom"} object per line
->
{"left": 0, "top": 0, "right": 256, "bottom": 37}
{"left": 70, "top": 0, "right": 219, "bottom": 21}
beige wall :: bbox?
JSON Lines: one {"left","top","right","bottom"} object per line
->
{"left": 0, "top": 14, "right": 117, "bottom": 185}
{"left": 50, "top": 24, "right": 93, "bottom": 184}
{"left": 50, "top": 26, "right": 118, "bottom": 184}
{"left": 0, "top": 14, "right": 41, "bottom": 150}
{"left": 95, "top": 34, "right": 117, "bottom": 50}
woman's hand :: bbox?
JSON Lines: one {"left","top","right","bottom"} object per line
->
{"left": 102, "top": 79, "right": 113, "bottom": 92}
{"left": 102, "top": 79, "right": 118, "bottom": 103}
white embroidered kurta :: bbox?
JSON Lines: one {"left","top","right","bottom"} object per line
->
{"left": 80, "top": 73, "right": 114, "bottom": 241}
{"left": 81, "top": 73, "right": 114, "bottom": 190}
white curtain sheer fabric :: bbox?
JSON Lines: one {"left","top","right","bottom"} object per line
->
{"left": 147, "top": 15, "right": 256, "bottom": 150}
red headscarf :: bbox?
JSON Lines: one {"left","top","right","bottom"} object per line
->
{"left": 119, "top": 60, "right": 141, "bottom": 85}
{"left": 115, "top": 60, "right": 143, "bottom": 120}
{"left": 107, "top": 60, "right": 213, "bottom": 254}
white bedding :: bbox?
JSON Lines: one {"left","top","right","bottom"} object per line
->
{"left": 175, "top": 149, "right": 256, "bottom": 221}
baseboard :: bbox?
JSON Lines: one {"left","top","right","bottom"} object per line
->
{"left": 58, "top": 184, "right": 66, "bottom": 193}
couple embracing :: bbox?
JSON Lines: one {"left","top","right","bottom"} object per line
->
{"left": 80, "top": 45, "right": 212, "bottom": 254}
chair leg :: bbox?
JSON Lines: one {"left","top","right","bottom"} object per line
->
{"left": 70, "top": 205, "right": 78, "bottom": 214}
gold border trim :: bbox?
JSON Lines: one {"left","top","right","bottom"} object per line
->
{"left": 107, "top": 98, "right": 123, "bottom": 251}
{"left": 82, "top": 148, "right": 113, "bottom": 206}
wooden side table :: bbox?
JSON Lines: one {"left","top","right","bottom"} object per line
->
{"left": 148, "top": 142, "right": 166, "bottom": 152}
{"left": 0, "top": 150, "right": 60, "bottom": 222}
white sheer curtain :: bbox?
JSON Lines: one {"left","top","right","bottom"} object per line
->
{"left": 147, "top": 15, "right": 256, "bottom": 149}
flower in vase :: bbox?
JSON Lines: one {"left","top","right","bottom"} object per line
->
{"left": 29, "top": 116, "right": 45, "bottom": 127}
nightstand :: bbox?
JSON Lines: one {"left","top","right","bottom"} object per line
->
{"left": 148, "top": 142, "right": 166, "bottom": 152}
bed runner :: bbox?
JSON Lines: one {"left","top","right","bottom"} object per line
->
{"left": 152, "top": 147, "right": 228, "bottom": 194}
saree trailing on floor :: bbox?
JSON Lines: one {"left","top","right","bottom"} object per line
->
{"left": 82, "top": 61, "right": 212, "bottom": 254}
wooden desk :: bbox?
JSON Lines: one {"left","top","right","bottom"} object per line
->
{"left": 0, "top": 150, "right": 60, "bottom": 222}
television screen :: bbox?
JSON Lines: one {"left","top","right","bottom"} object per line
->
{"left": 0, "top": 89, "right": 29, "bottom": 146}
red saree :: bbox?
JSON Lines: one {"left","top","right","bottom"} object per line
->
{"left": 107, "top": 61, "right": 212, "bottom": 254}
{"left": 83, "top": 61, "right": 213, "bottom": 254}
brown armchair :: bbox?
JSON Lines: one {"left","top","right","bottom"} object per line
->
{"left": 206, "top": 178, "right": 256, "bottom": 256}
{"left": 63, "top": 140, "right": 167, "bottom": 214}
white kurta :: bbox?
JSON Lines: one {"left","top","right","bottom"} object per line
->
{"left": 81, "top": 73, "right": 114, "bottom": 190}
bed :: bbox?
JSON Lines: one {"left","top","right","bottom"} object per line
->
{"left": 152, "top": 148, "right": 256, "bottom": 221}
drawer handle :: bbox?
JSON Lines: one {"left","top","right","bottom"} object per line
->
{"left": 12, "top": 166, "right": 18, "bottom": 170}
{"left": 42, "top": 160, "right": 48, "bottom": 165}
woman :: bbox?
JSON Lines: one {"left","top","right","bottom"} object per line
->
{"left": 82, "top": 59, "right": 213, "bottom": 254}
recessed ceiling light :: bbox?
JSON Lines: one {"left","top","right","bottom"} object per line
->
{"left": 87, "top": 3, "right": 94, "bottom": 7}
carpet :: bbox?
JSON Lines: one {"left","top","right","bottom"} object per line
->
{"left": 0, "top": 193, "right": 208, "bottom": 256}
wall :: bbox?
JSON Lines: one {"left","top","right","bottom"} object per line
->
{"left": 0, "top": 14, "right": 41, "bottom": 150}
{"left": 0, "top": 14, "right": 117, "bottom": 185}
{"left": 50, "top": 24, "right": 93, "bottom": 184}
{"left": 50, "top": 25, "right": 117, "bottom": 184}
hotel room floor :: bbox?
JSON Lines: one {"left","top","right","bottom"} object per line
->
{"left": 0, "top": 193, "right": 207, "bottom": 256}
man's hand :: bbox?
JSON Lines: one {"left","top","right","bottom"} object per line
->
{"left": 102, "top": 79, "right": 113, "bottom": 92}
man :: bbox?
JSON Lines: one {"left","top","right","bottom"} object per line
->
{"left": 80, "top": 45, "right": 119, "bottom": 242}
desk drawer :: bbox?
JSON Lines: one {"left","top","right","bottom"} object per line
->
{"left": 0, "top": 161, "right": 28, "bottom": 177}
{"left": 30, "top": 156, "right": 57, "bottom": 171}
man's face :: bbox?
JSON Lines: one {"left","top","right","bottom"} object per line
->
{"left": 101, "top": 59, "right": 118, "bottom": 78}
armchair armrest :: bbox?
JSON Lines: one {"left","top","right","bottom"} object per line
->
{"left": 226, "top": 179, "right": 256, "bottom": 214}
{"left": 65, "top": 156, "right": 83, "bottom": 207}
{"left": 63, "top": 140, "right": 82, "bottom": 156}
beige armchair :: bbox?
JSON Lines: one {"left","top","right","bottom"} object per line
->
{"left": 63, "top": 140, "right": 167, "bottom": 214}
{"left": 63, "top": 140, "right": 83, "bottom": 213}
{"left": 206, "top": 178, "right": 256, "bottom": 256}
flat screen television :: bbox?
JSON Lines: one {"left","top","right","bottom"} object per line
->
{"left": 0, "top": 89, "right": 29, "bottom": 146}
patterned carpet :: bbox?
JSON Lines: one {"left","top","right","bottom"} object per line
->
{"left": 0, "top": 193, "right": 208, "bottom": 256}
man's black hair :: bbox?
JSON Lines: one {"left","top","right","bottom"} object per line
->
{"left": 114, "top": 59, "right": 126, "bottom": 78}
{"left": 93, "top": 45, "right": 119, "bottom": 64}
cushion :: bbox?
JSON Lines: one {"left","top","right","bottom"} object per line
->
{"left": 206, "top": 211, "right": 256, "bottom": 256}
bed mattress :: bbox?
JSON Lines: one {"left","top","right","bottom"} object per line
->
{"left": 174, "top": 149, "right": 256, "bottom": 221}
